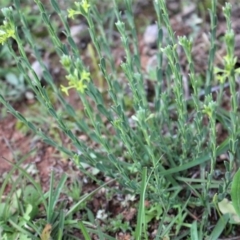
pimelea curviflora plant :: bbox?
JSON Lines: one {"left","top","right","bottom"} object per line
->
{"left": 1, "top": 0, "right": 240, "bottom": 238}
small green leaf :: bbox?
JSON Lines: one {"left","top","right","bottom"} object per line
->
{"left": 209, "top": 213, "right": 229, "bottom": 240}
{"left": 97, "top": 104, "right": 110, "bottom": 119}
{"left": 190, "top": 221, "right": 198, "bottom": 240}
{"left": 27, "top": 121, "right": 36, "bottom": 132}
{"left": 79, "top": 221, "right": 91, "bottom": 240}
{"left": 5, "top": 73, "right": 19, "bottom": 86}
{"left": 67, "top": 36, "right": 77, "bottom": 50}
{"left": 17, "top": 112, "right": 27, "bottom": 123}
{"left": 231, "top": 169, "right": 240, "bottom": 217}
{"left": 65, "top": 104, "right": 76, "bottom": 116}
{"left": 42, "top": 70, "right": 53, "bottom": 84}
{"left": 50, "top": 0, "right": 60, "bottom": 13}
{"left": 100, "top": 58, "right": 106, "bottom": 71}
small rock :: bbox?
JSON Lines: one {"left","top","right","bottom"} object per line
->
{"left": 167, "top": 1, "right": 180, "bottom": 13}
{"left": 143, "top": 24, "right": 159, "bottom": 48}
{"left": 143, "top": 24, "right": 167, "bottom": 49}
{"left": 25, "top": 90, "right": 35, "bottom": 103}
{"left": 70, "top": 24, "right": 90, "bottom": 49}
{"left": 28, "top": 60, "right": 49, "bottom": 84}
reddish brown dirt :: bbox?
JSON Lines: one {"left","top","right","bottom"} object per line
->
{"left": 0, "top": 0, "right": 239, "bottom": 189}
{"left": 0, "top": 108, "right": 61, "bottom": 189}
{"left": 1, "top": 1, "right": 240, "bottom": 239}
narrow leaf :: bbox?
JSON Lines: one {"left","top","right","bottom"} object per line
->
{"left": 190, "top": 221, "right": 198, "bottom": 240}
{"left": 231, "top": 169, "right": 240, "bottom": 216}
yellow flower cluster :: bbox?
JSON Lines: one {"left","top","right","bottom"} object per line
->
{"left": 0, "top": 20, "right": 15, "bottom": 45}
{"left": 61, "top": 68, "right": 91, "bottom": 95}
{"left": 67, "top": 0, "right": 90, "bottom": 19}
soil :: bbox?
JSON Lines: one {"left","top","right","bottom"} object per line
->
{"left": 1, "top": 0, "right": 240, "bottom": 239}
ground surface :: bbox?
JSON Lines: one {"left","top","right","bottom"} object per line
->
{"left": 0, "top": 1, "right": 240, "bottom": 239}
